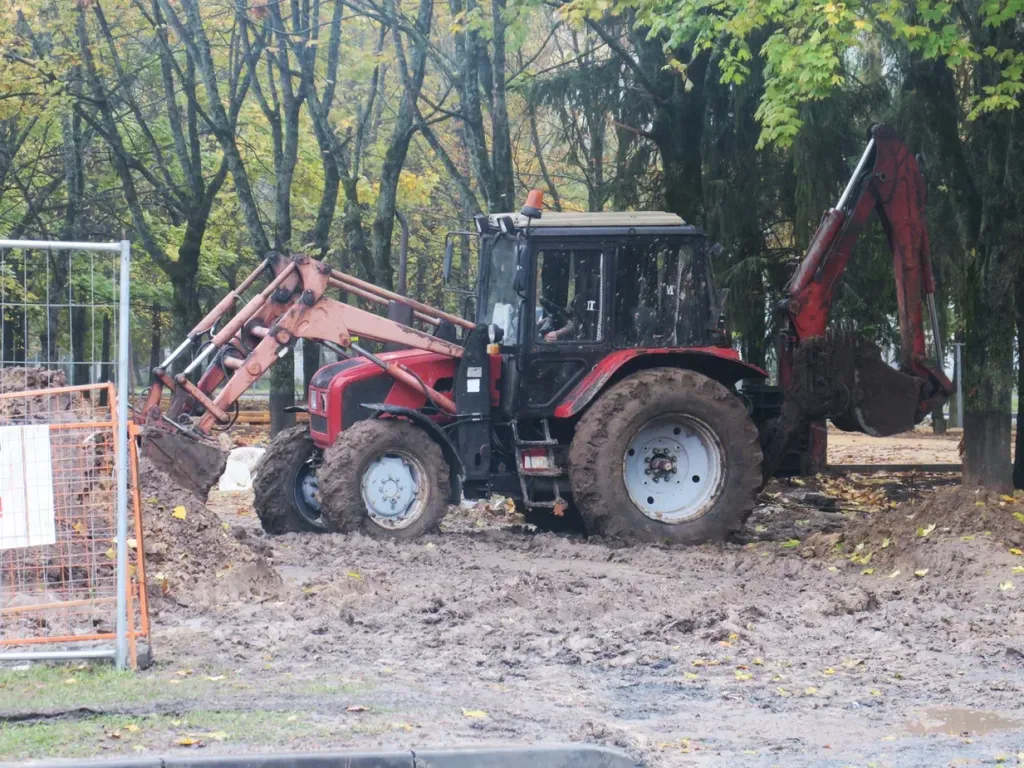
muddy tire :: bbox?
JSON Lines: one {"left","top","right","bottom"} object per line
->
{"left": 318, "top": 419, "right": 450, "bottom": 539}
{"left": 569, "top": 368, "right": 762, "bottom": 544}
{"left": 253, "top": 425, "right": 325, "bottom": 534}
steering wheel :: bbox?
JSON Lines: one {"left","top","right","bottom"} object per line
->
{"left": 539, "top": 295, "right": 569, "bottom": 320}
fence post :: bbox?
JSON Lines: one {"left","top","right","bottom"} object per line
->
{"left": 115, "top": 240, "right": 131, "bottom": 669}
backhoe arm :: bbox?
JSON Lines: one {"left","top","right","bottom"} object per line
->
{"left": 779, "top": 125, "right": 953, "bottom": 435}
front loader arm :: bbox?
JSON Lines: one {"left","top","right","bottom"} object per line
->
{"left": 780, "top": 125, "right": 953, "bottom": 431}
{"left": 139, "top": 252, "right": 473, "bottom": 440}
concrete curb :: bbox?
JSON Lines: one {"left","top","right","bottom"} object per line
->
{"left": 4, "top": 744, "right": 636, "bottom": 768}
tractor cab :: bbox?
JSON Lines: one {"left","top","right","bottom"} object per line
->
{"left": 467, "top": 203, "right": 727, "bottom": 421}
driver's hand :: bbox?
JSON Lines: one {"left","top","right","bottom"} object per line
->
{"left": 544, "top": 331, "right": 558, "bottom": 342}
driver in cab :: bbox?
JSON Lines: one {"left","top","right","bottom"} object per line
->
{"left": 537, "top": 250, "right": 601, "bottom": 343}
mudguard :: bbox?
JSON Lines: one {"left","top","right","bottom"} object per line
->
{"left": 553, "top": 348, "right": 768, "bottom": 420}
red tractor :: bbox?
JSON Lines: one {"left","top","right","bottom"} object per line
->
{"left": 138, "top": 125, "right": 951, "bottom": 543}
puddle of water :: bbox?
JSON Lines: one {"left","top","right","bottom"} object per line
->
{"left": 276, "top": 563, "right": 321, "bottom": 585}
{"left": 905, "top": 707, "right": 1022, "bottom": 736}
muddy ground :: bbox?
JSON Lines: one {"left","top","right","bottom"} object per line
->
{"left": 5, "top": 457, "right": 1024, "bottom": 767}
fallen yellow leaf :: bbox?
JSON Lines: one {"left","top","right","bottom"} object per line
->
{"left": 822, "top": 668, "right": 836, "bottom": 676}
{"left": 869, "top": 689, "right": 882, "bottom": 696}
{"left": 753, "top": 657, "right": 764, "bottom": 666}
{"left": 888, "top": 569, "right": 901, "bottom": 578}
{"left": 206, "top": 675, "right": 225, "bottom": 681}
{"left": 862, "top": 568, "right": 875, "bottom": 575}
{"left": 881, "top": 537, "right": 891, "bottom": 549}
{"left": 684, "top": 672, "right": 699, "bottom": 680}
{"left": 461, "top": 708, "right": 488, "bottom": 719}
{"left": 777, "top": 687, "right": 789, "bottom": 696}
{"left": 172, "top": 506, "right": 187, "bottom": 520}
{"left": 735, "top": 670, "right": 753, "bottom": 681}
{"left": 124, "top": 724, "right": 140, "bottom": 733}
{"left": 914, "top": 569, "right": 928, "bottom": 578}
{"left": 804, "top": 686, "right": 817, "bottom": 695}
{"left": 999, "top": 580, "right": 1014, "bottom": 591}
{"left": 1010, "top": 548, "right": 1023, "bottom": 556}
{"left": 177, "top": 737, "right": 200, "bottom": 747}
{"left": 1012, "top": 566, "right": 1024, "bottom": 574}
{"left": 917, "top": 523, "right": 936, "bottom": 538}
{"left": 347, "top": 571, "right": 363, "bottom": 581}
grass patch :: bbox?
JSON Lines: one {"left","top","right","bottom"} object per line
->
{"left": 0, "top": 663, "right": 237, "bottom": 713}
{"left": 0, "top": 709, "right": 349, "bottom": 760}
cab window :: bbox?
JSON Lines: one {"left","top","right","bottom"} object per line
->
{"left": 613, "top": 238, "right": 700, "bottom": 347}
{"left": 535, "top": 248, "right": 603, "bottom": 344}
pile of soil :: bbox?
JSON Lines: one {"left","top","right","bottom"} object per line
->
{"left": 139, "top": 457, "right": 281, "bottom": 611}
{"left": 843, "top": 485, "right": 1024, "bottom": 546}
{"left": 0, "top": 367, "right": 97, "bottom": 424}
{"left": 796, "top": 484, "right": 1024, "bottom": 579}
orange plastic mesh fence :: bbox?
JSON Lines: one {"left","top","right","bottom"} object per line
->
{"left": 0, "top": 382, "right": 148, "bottom": 665}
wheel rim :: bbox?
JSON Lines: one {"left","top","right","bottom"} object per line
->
{"left": 622, "top": 414, "right": 724, "bottom": 524}
{"left": 360, "top": 450, "right": 428, "bottom": 530}
{"left": 292, "top": 458, "right": 326, "bottom": 529}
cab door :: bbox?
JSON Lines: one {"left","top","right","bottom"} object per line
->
{"left": 519, "top": 239, "right": 612, "bottom": 417}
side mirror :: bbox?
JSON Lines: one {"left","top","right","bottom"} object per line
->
{"left": 513, "top": 242, "right": 528, "bottom": 294}
{"left": 443, "top": 238, "right": 455, "bottom": 283}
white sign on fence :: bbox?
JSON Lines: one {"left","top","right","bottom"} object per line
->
{"left": 0, "top": 425, "right": 56, "bottom": 550}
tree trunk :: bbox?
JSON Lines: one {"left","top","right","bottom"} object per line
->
{"left": 1014, "top": 268, "right": 1024, "bottom": 489}
{"left": 149, "top": 303, "right": 162, "bottom": 375}
{"left": 3, "top": 262, "right": 26, "bottom": 363}
{"left": 99, "top": 313, "right": 112, "bottom": 406}
{"left": 269, "top": 352, "right": 296, "bottom": 437}
{"left": 342, "top": 179, "right": 374, "bottom": 280}
{"left": 302, "top": 341, "right": 320, "bottom": 400}
{"left": 962, "top": 253, "right": 1014, "bottom": 490}
{"left": 71, "top": 305, "right": 87, "bottom": 385}
{"left": 489, "top": 0, "right": 515, "bottom": 211}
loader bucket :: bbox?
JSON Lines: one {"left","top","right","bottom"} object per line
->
{"left": 789, "top": 332, "right": 924, "bottom": 437}
{"left": 140, "top": 426, "right": 228, "bottom": 501}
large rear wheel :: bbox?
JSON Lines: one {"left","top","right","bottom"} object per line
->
{"left": 253, "top": 425, "right": 326, "bottom": 534}
{"left": 319, "top": 419, "right": 450, "bottom": 539}
{"left": 569, "top": 368, "right": 762, "bottom": 544}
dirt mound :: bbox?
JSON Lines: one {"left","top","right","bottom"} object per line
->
{"left": 820, "top": 485, "right": 1024, "bottom": 578}
{"left": 139, "top": 457, "right": 281, "bottom": 610}
{"left": 0, "top": 366, "right": 99, "bottom": 423}
{"left": 845, "top": 485, "right": 1024, "bottom": 546}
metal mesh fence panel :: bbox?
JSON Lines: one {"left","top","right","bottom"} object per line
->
{"left": 0, "top": 240, "right": 144, "bottom": 667}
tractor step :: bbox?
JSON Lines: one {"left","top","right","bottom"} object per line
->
{"left": 512, "top": 419, "right": 568, "bottom": 509}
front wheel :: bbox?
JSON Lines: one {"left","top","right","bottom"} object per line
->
{"left": 253, "top": 425, "right": 326, "bottom": 534}
{"left": 568, "top": 368, "right": 762, "bottom": 544}
{"left": 318, "top": 419, "right": 451, "bottom": 539}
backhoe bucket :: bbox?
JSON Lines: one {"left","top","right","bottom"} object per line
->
{"left": 140, "top": 426, "right": 228, "bottom": 501}
{"left": 789, "top": 332, "right": 923, "bottom": 437}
